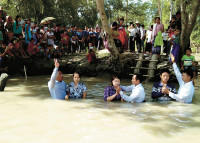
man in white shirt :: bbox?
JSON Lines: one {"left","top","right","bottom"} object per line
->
{"left": 128, "top": 23, "right": 137, "bottom": 52}
{"left": 116, "top": 73, "right": 145, "bottom": 103}
{"left": 162, "top": 54, "right": 195, "bottom": 103}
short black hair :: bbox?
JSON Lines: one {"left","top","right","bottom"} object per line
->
{"left": 73, "top": 72, "right": 81, "bottom": 78}
{"left": 30, "top": 38, "right": 34, "bottom": 41}
{"left": 176, "top": 11, "right": 181, "bottom": 15}
{"left": 156, "top": 17, "right": 160, "bottom": 20}
{"left": 183, "top": 69, "right": 194, "bottom": 79}
{"left": 112, "top": 22, "right": 118, "bottom": 27}
{"left": 2, "top": 40, "right": 7, "bottom": 45}
{"left": 185, "top": 48, "right": 192, "bottom": 53}
{"left": 135, "top": 73, "right": 145, "bottom": 83}
{"left": 130, "top": 22, "right": 133, "bottom": 25}
{"left": 160, "top": 68, "right": 171, "bottom": 75}
{"left": 120, "top": 17, "right": 124, "bottom": 21}
{"left": 172, "top": 15, "right": 177, "bottom": 20}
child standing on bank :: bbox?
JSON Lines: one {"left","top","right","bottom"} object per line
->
{"left": 181, "top": 48, "right": 196, "bottom": 81}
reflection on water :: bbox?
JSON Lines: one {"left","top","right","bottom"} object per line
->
{"left": 0, "top": 75, "right": 200, "bottom": 143}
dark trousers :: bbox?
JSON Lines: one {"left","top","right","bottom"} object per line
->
{"left": 129, "top": 36, "right": 135, "bottom": 52}
{"left": 136, "top": 37, "right": 141, "bottom": 53}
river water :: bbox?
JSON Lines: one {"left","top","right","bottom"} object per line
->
{"left": 0, "top": 75, "right": 200, "bottom": 143}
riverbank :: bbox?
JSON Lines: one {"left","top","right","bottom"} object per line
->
{"left": 0, "top": 49, "right": 199, "bottom": 81}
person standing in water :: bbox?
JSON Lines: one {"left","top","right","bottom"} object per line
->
{"left": 104, "top": 76, "right": 122, "bottom": 101}
{"left": 162, "top": 54, "right": 195, "bottom": 103}
{"left": 152, "top": 68, "right": 176, "bottom": 101}
{"left": 67, "top": 72, "right": 87, "bottom": 99}
{"left": 116, "top": 73, "right": 145, "bottom": 103}
{"left": 48, "top": 59, "right": 68, "bottom": 100}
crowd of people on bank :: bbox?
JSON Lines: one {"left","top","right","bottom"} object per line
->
{"left": 0, "top": 6, "right": 197, "bottom": 72}
{"left": 0, "top": 6, "right": 102, "bottom": 66}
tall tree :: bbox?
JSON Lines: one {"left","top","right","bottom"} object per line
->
{"left": 96, "top": 0, "right": 119, "bottom": 60}
{"left": 179, "top": 0, "right": 200, "bottom": 53}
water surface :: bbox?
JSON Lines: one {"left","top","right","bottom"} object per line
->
{"left": 0, "top": 75, "right": 200, "bottom": 143}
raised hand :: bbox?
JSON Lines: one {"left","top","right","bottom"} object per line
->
{"left": 170, "top": 54, "right": 175, "bottom": 63}
{"left": 54, "top": 59, "right": 59, "bottom": 68}
{"left": 116, "top": 86, "right": 121, "bottom": 94}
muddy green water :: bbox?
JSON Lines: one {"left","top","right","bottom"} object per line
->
{"left": 0, "top": 75, "right": 200, "bottom": 143}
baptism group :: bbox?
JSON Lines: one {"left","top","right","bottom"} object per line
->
{"left": 48, "top": 53, "right": 194, "bottom": 103}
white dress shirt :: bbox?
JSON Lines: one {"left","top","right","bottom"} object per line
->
{"left": 120, "top": 84, "right": 145, "bottom": 103}
{"left": 129, "top": 28, "right": 137, "bottom": 37}
{"left": 169, "top": 63, "right": 194, "bottom": 103}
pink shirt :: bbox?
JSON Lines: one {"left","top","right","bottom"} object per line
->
{"left": 154, "top": 23, "right": 164, "bottom": 36}
{"left": 27, "top": 43, "right": 39, "bottom": 55}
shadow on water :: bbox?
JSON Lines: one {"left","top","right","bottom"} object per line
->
{"left": 4, "top": 75, "right": 200, "bottom": 137}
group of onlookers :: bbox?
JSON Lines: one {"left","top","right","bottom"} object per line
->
{"left": 0, "top": 6, "right": 103, "bottom": 67}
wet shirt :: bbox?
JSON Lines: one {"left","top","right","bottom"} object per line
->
{"left": 68, "top": 82, "right": 87, "bottom": 99}
{"left": 48, "top": 68, "right": 68, "bottom": 100}
{"left": 169, "top": 63, "right": 194, "bottom": 103}
{"left": 152, "top": 82, "right": 176, "bottom": 101}
{"left": 104, "top": 86, "right": 121, "bottom": 101}
{"left": 120, "top": 84, "right": 145, "bottom": 103}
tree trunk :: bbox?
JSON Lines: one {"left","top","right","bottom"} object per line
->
{"left": 96, "top": 0, "right": 119, "bottom": 60}
{"left": 180, "top": 0, "right": 200, "bottom": 53}
{"left": 126, "top": 0, "right": 128, "bottom": 25}
{"left": 157, "top": 0, "right": 161, "bottom": 18}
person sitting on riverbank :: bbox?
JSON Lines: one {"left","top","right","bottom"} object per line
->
{"left": 45, "top": 44, "right": 53, "bottom": 59}
{"left": 48, "top": 59, "right": 68, "bottom": 100}
{"left": 162, "top": 54, "right": 195, "bottom": 103}
{"left": 152, "top": 68, "right": 176, "bottom": 101}
{"left": 86, "top": 49, "right": 96, "bottom": 64}
{"left": 0, "top": 42, "right": 15, "bottom": 58}
{"left": 116, "top": 73, "right": 145, "bottom": 103}
{"left": 26, "top": 38, "right": 39, "bottom": 57}
{"left": 181, "top": 48, "right": 196, "bottom": 82}
{"left": 66, "top": 72, "right": 87, "bottom": 99}
{"left": 53, "top": 46, "right": 61, "bottom": 58}
{"left": 104, "top": 76, "right": 123, "bottom": 101}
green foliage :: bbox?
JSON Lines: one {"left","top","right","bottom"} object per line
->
{"left": 0, "top": 0, "right": 199, "bottom": 40}
{"left": 0, "top": 0, "right": 98, "bottom": 28}
{"left": 191, "top": 13, "right": 200, "bottom": 45}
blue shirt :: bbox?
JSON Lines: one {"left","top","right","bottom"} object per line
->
{"left": 76, "top": 32, "right": 82, "bottom": 40}
{"left": 152, "top": 81, "right": 176, "bottom": 101}
{"left": 48, "top": 68, "right": 68, "bottom": 100}
{"left": 68, "top": 82, "right": 87, "bottom": 99}
{"left": 25, "top": 24, "right": 32, "bottom": 43}
{"left": 82, "top": 30, "right": 89, "bottom": 38}
{"left": 13, "top": 22, "right": 22, "bottom": 35}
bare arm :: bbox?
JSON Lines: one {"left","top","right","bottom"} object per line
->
{"left": 83, "top": 91, "right": 87, "bottom": 99}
